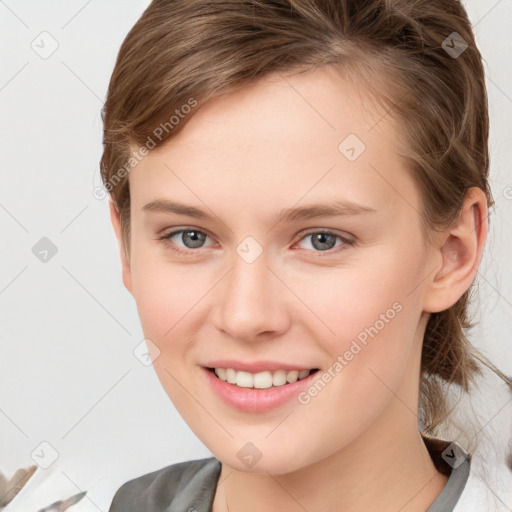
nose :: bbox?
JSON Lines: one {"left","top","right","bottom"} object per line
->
{"left": 212, "top": 245, "right": 291, "bottom": 343}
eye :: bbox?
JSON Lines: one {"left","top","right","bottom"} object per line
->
{"left": 294, "top": 230, "right": 355, "bottom": 256}
{"left": 158, "top": 228, "right": 355, "bottom": 257}
{"left": 158, "top": 228, "right": 214, "bottom": 255}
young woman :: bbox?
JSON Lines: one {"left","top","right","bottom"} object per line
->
{"left": 99, "top": 1, "right": 512, "bottom": 510}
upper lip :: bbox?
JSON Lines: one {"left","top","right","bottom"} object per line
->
{"left": 204, "top": 360, "right": 318, "bottom": 373}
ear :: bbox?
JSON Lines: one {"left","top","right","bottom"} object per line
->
{"left": 109, "top": 200, "right": 133, "bottom": 295}
{"left": 423, "top": 187, "right": 489, "bottom": 313}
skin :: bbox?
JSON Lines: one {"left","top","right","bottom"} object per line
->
{"left": 109, "top": 66, "right": 488, "bottom": 512}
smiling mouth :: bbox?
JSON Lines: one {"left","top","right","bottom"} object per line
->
{"left": 206, "top": 367, "right": 320, "bottom": 389}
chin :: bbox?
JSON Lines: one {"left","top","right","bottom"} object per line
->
{"left": 207, "top": 438, "right": 320, "bottom": 476}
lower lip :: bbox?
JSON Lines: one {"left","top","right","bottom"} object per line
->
{"left": 202, "top": 367, "right": 319, "bottom": 412}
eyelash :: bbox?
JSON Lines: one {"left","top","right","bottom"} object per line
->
{"left": 158, "top": 228, "right": 355, "bottom": 257}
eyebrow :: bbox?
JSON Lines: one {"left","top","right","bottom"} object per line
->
{"left": 142, "top": 199, "right": 377, "bottom": 224}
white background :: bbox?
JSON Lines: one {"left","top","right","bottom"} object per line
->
{"left": 1, "top": 1, "right": 511, "bottom": 510}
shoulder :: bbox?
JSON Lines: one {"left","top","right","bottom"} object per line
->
{"left": 421, "top": 434, "right": 512, "bottom": 511}
{"left": 453, "top": 464, "right": 512, "bottom": 511}
{"left": 109, "top": 457, "right": 222, "bottom": 512}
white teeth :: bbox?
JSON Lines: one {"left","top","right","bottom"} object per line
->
{"left": 216, "top": 368, "right": 227, "bottom": 381}
{"left": 286, "top": 370, "right": 299, "bottom": 383}
{"left": 272, "top": 369, "right": 287, "bottom": 386}
{"left": 236, "top": 371, "right": 254, "bottom": 388}
{"left": 213, "top": 367, "right": 314, "bottom": 389}
{"left": 298, "top": 369, "right": 310, "bottom": 379}
{"left": 226, "top": 368, "right": 237, "bottom": 384}
{"left": 253, "top": 371, "right": 273, "bottom": 389}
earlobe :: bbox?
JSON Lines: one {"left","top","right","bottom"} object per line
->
{"left": 423, "top": 187, "right": 488, "bottom": 313}
{"left": 108, "top": 200, "right": 133, "bottom": 295}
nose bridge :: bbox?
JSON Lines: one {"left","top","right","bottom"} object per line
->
{"left": 228, "top": 242, "right": 272, "bottom": 316}
{"left": 214, "top": 237, "right": 287, "bottom": 339}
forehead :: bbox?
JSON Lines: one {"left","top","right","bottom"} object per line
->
{"left": 128, "top": 66, "right": 419, "bottom": 221}
{"left": 164, "top": 66, "right": 391, "bottom": 156}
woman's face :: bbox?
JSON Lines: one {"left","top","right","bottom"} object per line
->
{"left": 111, "top": 67, "right": 442, "bottom": 474}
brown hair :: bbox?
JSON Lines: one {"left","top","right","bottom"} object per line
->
{"left": 100, "top": 0, "right": 511, "bottom": 436}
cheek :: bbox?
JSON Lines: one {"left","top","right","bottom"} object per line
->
{"left": 285, "top": 270, "right": 422, "bottom": 467}
{"left": 131, "top": 265, "right": 200, "bottom": 410}
{"left": 291, "top": 248, "right": 420, "bottom": 347}
{"left": 130, "top": 245, "right": 207, "bottom": 340}
{"left": 129, "top": 255, "right": 215, "bottom": 402}
{"left": 292, "top": 240, "right": 425, "bottom": 396}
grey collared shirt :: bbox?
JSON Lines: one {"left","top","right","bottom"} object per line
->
{"left": 108, "top": 436, "right": 470, "bottom": 512}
